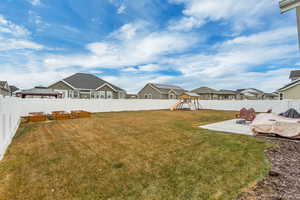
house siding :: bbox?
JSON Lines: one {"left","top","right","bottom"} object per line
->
{"left": 49, "top": 81, "right": 74, "bottom": 91}
{"left": 0, "top": 88, "right": 9, "bottom": 96}
{"left": 96, "top": 85, "right": 118, "bottom": 99}
{"left": 49, "top": 81, "right": 123, "bottom": 99}
{"left": 0, "top": 82, "right": 10, "bottom": 97}
{"left": 281, "top": 84, "right": 300, "bottom": 99}
{"left": 138, "top": 84, "right": 161, "bottom": 99}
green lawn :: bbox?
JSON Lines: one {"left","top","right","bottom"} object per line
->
{"left": 0, "top": 110, "right": 270, "bottom": 200}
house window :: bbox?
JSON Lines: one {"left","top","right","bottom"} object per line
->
{"left": 74, "top": 91, "right": 79, "bottom": 98}
{"left": 280, "top": 93, "right": 283, "bottom": 100}
{"left": 148, "top": 94, "right": 152, "bottom": 99}
{"left": 68, "top": 90, "right": 74, "bottom": 98}
{"left": 91, "top": 91, "right": 95, "bottom": 99}
{"left": 169, "top": 94, "right": 175, "bottom": 99}
{"left": 144, "top": 94, "right": 148, "bottom": 99}
{"left": 99, "top": 91, "right": 105, "bottom": 99}
{"left": 107, "top": 91, "right": 113, "bottom": 99}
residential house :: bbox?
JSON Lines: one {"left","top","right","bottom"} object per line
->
{"left": 191, "top": 87, "right": 236, "bottom": 100}
{"left": 191, "top": 87, "right": 219, "bottom": 100}
{"left": 277, "top": 79, "right": 300, "bottom": 100}
{"left": 0, "top": 81, "right": 10, "bottom": 97}
{"left": 289, "top": 70, "right": 300, "bottom": 81}
{"left": 126, "top": 94, "right": 138, "bottom": 99}
{"left": 16, "top": 87, "right": 63, "bottom": 99}
{"left": 48, "top": 73, "right": 126, "bottom": 99}
{"left": 236, "top": 88, "right": 265, "bottom": 100}
{"left": 138, "top": 83, "right": 185, "bottom": 99}
{"left": 217, "top": 90, "right": 237, "bottom": 100}
{"left": 262, "top": 93, "right": 278, "bottom": 100}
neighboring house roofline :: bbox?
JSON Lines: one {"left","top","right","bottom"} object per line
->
{"left": 96, "top": 83, "right": 118, "bottom": 92}
{"left": 168, "top": 89, "right": 177, "bottom": 94}
{"left": 277, "top": 79, "right": 300, "bottom": 92}
{"left": 49, "top": 80, "right": 123, "bottom": 92}
{"left": 48, "top": 80, "right": 76, "bottom": 90}
{"left": 139, "top": 83, "right": 163, "bottom": 94}
{"left": 289, "top": 70, "right": 300, "bottom": 79}
{"left": 61, "top": 80, "right": 76, "bottom": 90}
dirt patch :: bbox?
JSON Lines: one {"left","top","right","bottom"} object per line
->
{"left": 238, "top": 136, "right": 300, "bottom": 200}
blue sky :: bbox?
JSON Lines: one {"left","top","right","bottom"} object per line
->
{"left": 0, "top": 0, "right": 299, "bottom": 93}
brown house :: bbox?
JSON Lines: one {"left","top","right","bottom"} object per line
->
{"left": 138, "top": 83, "right": 185, "bottom": 99}
{"left": 48, "top": 73, "right": 126, "bottom": 99}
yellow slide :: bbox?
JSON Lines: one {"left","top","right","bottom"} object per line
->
{"left": 170, "top": 102, "right": 182, "bottom": 111}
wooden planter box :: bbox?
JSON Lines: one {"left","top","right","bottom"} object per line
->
{"left": 52, "top": 111, "right": 71, "bottom": 121}
{"left": 28, "top": 112, "right": 47, "bottom": 122}
{"left": 71, "top": 110, "right": 91, "bottom": 118}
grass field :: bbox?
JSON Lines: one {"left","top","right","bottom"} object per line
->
{"left": 0, "top": 110, "right": 270, "bottom": 200}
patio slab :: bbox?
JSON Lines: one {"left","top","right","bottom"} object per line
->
{"left": 199, "top": 119, "right": 254, "bottom": 136}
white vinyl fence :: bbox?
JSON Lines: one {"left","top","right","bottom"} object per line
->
{"left": 1, "top": 97, "right": 300, "bottom": 160}
{"left": 198, "top": 100, "right": 300, "bottom": 114}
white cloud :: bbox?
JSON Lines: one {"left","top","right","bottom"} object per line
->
{"left": 0, "top": 39, "right": 44, "bottom": 51}
{"left": 168, "top": 0, "right": 277, "bottom": 32}
{"left": 27, "top": 0, "right": 42, "bottom": 6}
{"left": 139, "top": 64, "right": 162, "bottom": 72}
{"left": 160, "top": 26, "right": 299, "bottom": 92}
{"left": 0, "top": 15, "right": 44, "bottom": 51}
{"left": 117, "top": 4, "right": 126, "bottom": 14}
{"left": 44, "top": 28, "right": 199, "bottom": 69}
{"left": 169, "top": 17, "right": 204, "bottom": 31}
{"left": 121, "top": 67, "right": 138, "bottom": 72}
{"left": 0, "top": 70, "right": 74, "bottom": 90}
{"left": 0, "top": 15, "right": 29, "bottom": 38}
{"left": 110, "top": 22, "right": 141, "bottom": 40}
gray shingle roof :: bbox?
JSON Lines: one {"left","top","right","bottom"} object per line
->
{"left": 63, "top": 73, "right": 124, "bottom": 91}
{"left": 236, "top": 88, "right": 264, "bottom": 94}
{"left": 289, "top": 70, "right": 300, "bottom": 79}
{"left": 191, "top": 87, "right": 218, "bottom": 94}
{"left": 152, "top": 83, "right": 183, "bottom": 90}
{"left": 264, "top": 93, "right": 278, "bottom": 97}
{"left": 216, "top": 90, "right": 237, "bottom": 95}
{"left": 183, "top": 92, "right": 200, "bottom": 97}
{"left": 151, "top": 83, "right": 185, "bottom": 94}
{"left": 278, "top": 79, "right": 300, "bottom": 91}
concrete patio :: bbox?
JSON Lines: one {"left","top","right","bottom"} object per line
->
{"left": 199, "top": 119, "right": 254, "bottom": 136}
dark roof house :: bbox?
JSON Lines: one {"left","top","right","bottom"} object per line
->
{"left": 138, "top": 83, "right": 185, "bottom": 99}
{"left": 289, "top": 70, "right": 300, "bottom": 81}
{"left": 48, "top": 73, "right": 126, "bottom": 99}
{"left": 191, "top": 87, "right": 218, "bottom": 94}
{"left": 191, "top": 87, "right": 236, "bottom": 100}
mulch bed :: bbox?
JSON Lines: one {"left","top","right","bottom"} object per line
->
{"left": 238, "top": 136, "right": 300, "bottom": 200}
